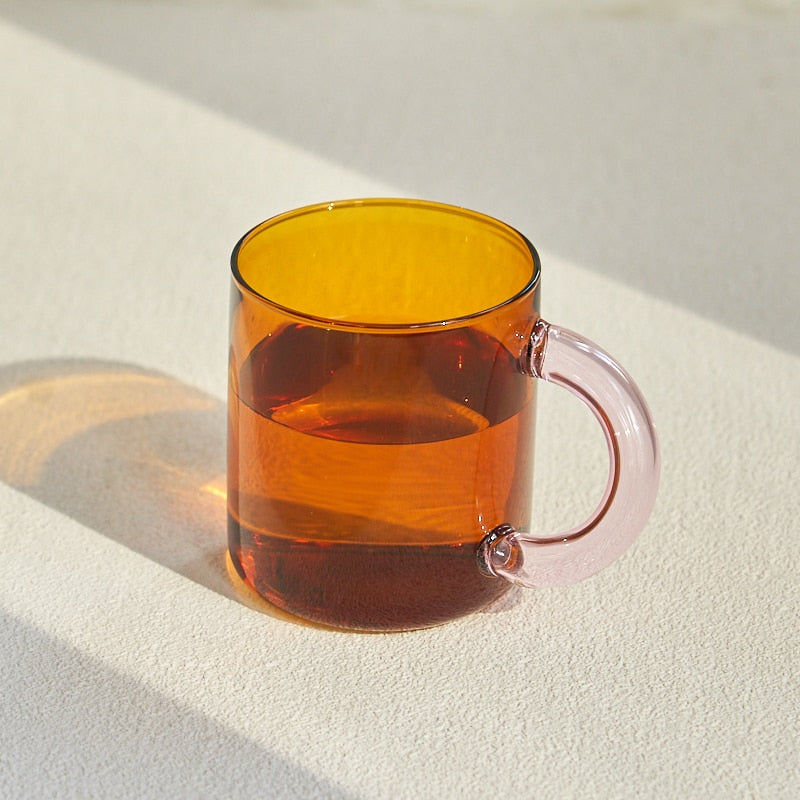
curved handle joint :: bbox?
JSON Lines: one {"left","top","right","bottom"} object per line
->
{"left": 478, "top": 319, "right": 660, "bottom": 588}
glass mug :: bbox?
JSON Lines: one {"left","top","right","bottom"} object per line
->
{"left": 227, "top": 199, "right": 659, "bottom": 631}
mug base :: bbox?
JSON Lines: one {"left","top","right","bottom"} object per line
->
{"left": 226, "top": 527, "right": 511, "bottom": 632}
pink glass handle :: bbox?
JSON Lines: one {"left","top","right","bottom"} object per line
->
{"left": 479, "top": 319, "right": 660, "bottom": 588}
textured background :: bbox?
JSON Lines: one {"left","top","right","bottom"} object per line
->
{"left": 1, "top": 2, "right": 798, "bottom": 798}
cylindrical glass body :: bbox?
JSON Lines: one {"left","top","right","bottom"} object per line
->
{"left": 228, "top": 199, "right": 541, "bottom": 630}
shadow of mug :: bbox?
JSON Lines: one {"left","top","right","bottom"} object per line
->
{"left": 0, "top": 359, "right": 235, "bottom": 598}
{"left": 0, "top": 358, "right": 521, "bottom": 625}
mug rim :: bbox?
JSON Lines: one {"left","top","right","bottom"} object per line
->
{"left": 230, "top": 198, "right": 541, "bottom": 332}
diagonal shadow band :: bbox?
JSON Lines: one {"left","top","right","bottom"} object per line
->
{"left": 0, "top": 358, "right": 236, "bottom": 601}
{"left": 0, "top": 609, "right": 355, "bottom": 799}
{"left": 1, "top": 1, "right": 797, "bottom": 356}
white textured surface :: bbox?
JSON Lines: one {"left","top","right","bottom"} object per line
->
{"left": 1, "top": 5, "right": 799, "bottom": 799}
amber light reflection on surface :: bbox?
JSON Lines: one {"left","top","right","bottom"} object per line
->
{"left": 0, "top": 371, "right": 211, "bottom": 484}
{"left": 0, "top": 361, "right": 234, "bottom": 600}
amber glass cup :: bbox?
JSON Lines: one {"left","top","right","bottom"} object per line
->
{"left": 228, "top": 199, "right": 659, "bottom": 631}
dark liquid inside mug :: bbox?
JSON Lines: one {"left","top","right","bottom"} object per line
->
{"left": 229, "top": 323, "right": 533, "bottom": 629}
{"left": 227, "top": 200, "right": 659, "bottom": 631}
